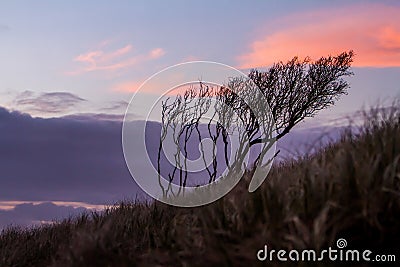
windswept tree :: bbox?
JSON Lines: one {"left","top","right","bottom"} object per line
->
{"left": 249, "top": 50, "right": 354, "bottom": 140}
{"left": 157, "top": 51, "right": 354, "bottom": 196}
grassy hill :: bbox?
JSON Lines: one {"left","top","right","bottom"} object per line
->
{"left": 1, "top": 106, "right": 399, "bottom": 267}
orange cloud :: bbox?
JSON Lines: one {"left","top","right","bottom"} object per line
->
{"left": 112, "top": 80, "right": 145, "bottom": 93}
{"left": 112, "top": 79, "right": 182, "bottom": 95}
{"left": 67, "top": 44, "right": 165, "bottom": 75}
{"left": 113, "top": 70, "right": 189, "bottom": 94}
{"left": 238, "top": 4, "right": 400, "bottom": 68}
{"left": 113, "top": 79, "right": 223, "bottom": 100}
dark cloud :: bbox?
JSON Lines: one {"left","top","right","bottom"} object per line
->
{"left": 0, "top": 106, "right": 142, "bottom": 205}
{"left": 14, "top": 90, "right": 34, "bottom": 99}
{"left": 101, "top": 100, "right": 129, "bottom": 111}
{"left": 0, "top": 202, "right": 89, "bottom": 230}
{"left": 14, "top": 91, "right": 87, "bottom": 113}
{"left": 62, "top": 113, "right": 125, "bottom": 122}
{"left": 0, "top": 106, "right": 344, "bottom": 228}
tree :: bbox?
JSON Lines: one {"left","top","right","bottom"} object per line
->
{"left": 249, "top": 50, "right": 354, "bottom": 140}
{"left": 157, "top": 51, "right": 354, "bottom": 196}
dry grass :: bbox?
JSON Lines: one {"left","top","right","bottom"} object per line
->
{"left": 1, "top": 106, "right": 400, "bottom": 266}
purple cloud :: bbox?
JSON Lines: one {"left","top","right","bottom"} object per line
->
{"left": 14, "top": 91, "right": 87, "bottom": 114}
{"left": 0, "top": 106, "right": 344, "bottom": 228}
{"left": 0, "top": 202, "right": 89, "bottom": 229}
{"left": 0, "top": 107, "right": 141, "bottom": 205}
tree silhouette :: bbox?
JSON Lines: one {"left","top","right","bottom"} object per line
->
{"left": 157, "top": 51, "right": 354, "bottom": 196}
{"left": 249, "top": 50, "right": 354, "bottom": 140}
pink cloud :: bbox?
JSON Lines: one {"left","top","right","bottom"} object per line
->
{"left": 112, "top": 80, "right": 144, "bottom": 93}
{"left": 238, "top": 4, "right": 400, "bottom": 68}
{"left": 149, "top": 48, "right": 165, "bottom": 59}
{"left": 67, "top": 44, "right": 165, "bottom": 75}
{"left": 113, "top": 78, "right": 217, "bottom": 98}
{"left": 112, "top": 79, "right": 178, "bottom": 94}
{"left": 101, "top": 44, "right": 133, "bottom": 62}
{"left": 74, "top": 51, "right": 103, "bottom": 65}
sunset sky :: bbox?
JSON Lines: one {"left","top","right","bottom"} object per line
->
{"left": 0, "top": 0, "right": 400, "bottom": 227}
{"left": 1, "top": 0, "right": 399, "bottom": 119}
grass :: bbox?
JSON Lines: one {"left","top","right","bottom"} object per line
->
{"left": 1, "top": 105, "right": 400, "bottom": 266}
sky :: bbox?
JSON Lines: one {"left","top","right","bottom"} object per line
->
{"left": 1, "top": 0, "right": 399, "bottom": 118}
{"left": 0, "top": 0, "right": 400, "bottom": 228}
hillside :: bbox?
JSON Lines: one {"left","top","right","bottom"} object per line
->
{"left": 1, "top": 106, "right": 399, "bottom": 267}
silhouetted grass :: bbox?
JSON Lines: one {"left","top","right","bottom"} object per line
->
{"left": 1, "top": 105, "right": 399, "bottom": 266}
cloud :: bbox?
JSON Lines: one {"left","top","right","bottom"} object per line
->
{"left": 100, "top": 100, "right": 129, "bottom": 112}
{"left": 112, "top": 80, "right": 145, "bottom": 93}
{"left": 149, "top": 48, "right": 166, "bottom": 59}
{"left": 0, "top": 105, "right": 343, "bottom": 228}
{"left": 111, "top": 79, "right": 187, "bottom": 95}
{"left": 0, "top": 202, "right": 90, "bottom": 229}
{"left": 74, "top": 45, "right": 133, "bottom": 66}
{"left": 62, "top": 113, "right": 126, "bottom": 122}
{"left": 0, "top": 201, "right": 106, "bottom": 211}
{"left": 68, "top": 44, "right": 165, "bottom": 75}
{"left": 103, "top": 45, "right": 134, "bottom": 61}
{"left": 0, "top": 106, "right": 142, "bottom": 206}
{"left": 14, "top": 91, "right": 86, "bottom": 114}
{"left": 238, "top": 3, "right": 400, "bottom": 68}
{"left": 111, "top": 71, "right": 188, "bottom": 94}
